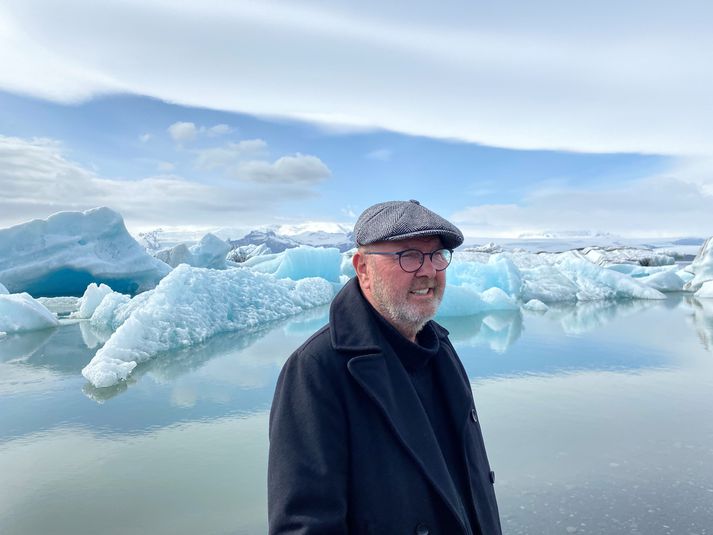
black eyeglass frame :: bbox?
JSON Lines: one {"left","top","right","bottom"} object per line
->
{"left": 364, "top": 248, "right": 453, "bottom": 273}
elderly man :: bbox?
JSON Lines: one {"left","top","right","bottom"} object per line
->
{"left": 268, "top": 200, "right": 501, "bottom": 535}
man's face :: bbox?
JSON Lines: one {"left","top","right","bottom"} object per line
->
{"left": 354, "top": 236, "right": 446, "bottom": 339}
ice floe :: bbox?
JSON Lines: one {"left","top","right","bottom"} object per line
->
{"left": 0, "top": 292, "right": 59, "bottom": 334}
{"left": 684, "top": 237, "right": 713, "bottom": 292}
{"left": 240, "top": 246, "right": 342, "bottom": 283}
{"left": 0, "top": 207, "right": 170, "bottom": 297}
{"left": 81, "top": 264, "right": 335, "bottom": 387}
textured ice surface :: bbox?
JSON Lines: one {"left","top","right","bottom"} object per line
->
{"left": 0, "top": 207, "right": 170, "bottom": 296}
{"left": 155, "top": 233, "right": 230, "bottom": 269}
{"left": 76, "top": 283, "right": 114, "bottom": 318}
{"left": 638, "top": 269, "right": 685, "bottom": 292}
{"left": 684, "top": 237, "right": 713, "bottom": 292}
{"left": 523, "top": 299, "right": 549, "bottom": 311}
{"left": 81, "top": 264, "right": 335, "bottom": 387}
{"left": 695, "top": 280, "right": 713, "bottom": 299}
{"left": 0, "top": 282, "right": 7, "bottom": 294}
{"left": 0, "top": 292, "right": 59, "bottom": 333}
{"left": 242, "top": 246, "right": 342, "bottom": 283}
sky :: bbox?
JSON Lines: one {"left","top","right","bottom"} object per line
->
{"left": 1, "top": 0, "right": 712, "bottom": 239}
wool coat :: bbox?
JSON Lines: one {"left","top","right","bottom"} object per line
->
{"left": 268, "top": 278, "right": 502, "bottom": 534}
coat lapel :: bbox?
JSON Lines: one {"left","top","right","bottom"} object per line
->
{"left": 348, "top": 351, "right": 467, "bottom": 532}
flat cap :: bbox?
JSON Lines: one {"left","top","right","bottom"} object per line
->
{"left": 354, "top": 199, "right": 464, "bottom": 250}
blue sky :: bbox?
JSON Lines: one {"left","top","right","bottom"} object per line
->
{"left": 1, "top": 0, "right": 711, "bottom": 238}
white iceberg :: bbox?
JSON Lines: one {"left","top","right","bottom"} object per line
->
{"left": 684, "top": 236, "right": 713, "bottom": 292}
{"left": 81, "top": 264, "right": 334, "bottom": 387}
{"left": 0, "top": 207, "right": 171, "bottom": 297}
{"left": 695, "top": 280, "right": 713, "bottom": 299}
{"left": 76, "top": 283, "right": 114, "bottom": 319}
{"left": 155, "top": 233, "right": 230, "bottom": 269}
{"left": 0, "top": 292, "right": 59, "bottom": 334}
{"left": 638, "top": 269, "right": 685, "bottom": 292}
{"left": 523, "top": 299, "right": 549, "bottom": 311}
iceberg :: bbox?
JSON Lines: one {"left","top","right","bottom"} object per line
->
{"left": 0, "top": 282, "right": 7, "bottom": 295}
{"left": 0, "top": 207, "right": 171, "bottom": 297}
{"left": 684, "top": 236, "right": 713, "bottom": 292}
{"left": 155, "top": 233, "right": 230, "bottom": 269}
{"left": 241, "top": 246, "right": 342, "bottom": 283}
{"left": 637, "top": 269, "right": 685, "bottom": 292}
{"left": 81, "top": 264, "right": 334, "bottom": 387}
{"left": 696, "top": 280, "right": 713, "bottom": 299}
{"left": 0, "top": 292, "right": 59, "bottom": 334}
{"left": 76, "top": 283, "right": 114, "bottom": 319}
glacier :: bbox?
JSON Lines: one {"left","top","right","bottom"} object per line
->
{"left": 81, "top": 265, "right": 335, "bottom": 387}
{"left": 0, "top": 207, "right": 170, "bottom": 297}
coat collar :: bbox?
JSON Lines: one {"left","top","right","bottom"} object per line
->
{"left": 330, "top": 278, "right": 473, "bottom": 532}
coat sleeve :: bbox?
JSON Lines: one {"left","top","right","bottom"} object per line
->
{"left": 268, "top": 350, "right": 349, "bottom": 534}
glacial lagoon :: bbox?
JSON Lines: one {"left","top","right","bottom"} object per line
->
{"left": 1, "top": 295, "right": 712, "bottom": 534}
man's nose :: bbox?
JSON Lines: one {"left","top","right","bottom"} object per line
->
{"left": 415, "top": 254, "right": 438, "bottom": 276}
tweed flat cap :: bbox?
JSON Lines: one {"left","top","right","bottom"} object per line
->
{"left": 354, "top": 199, "right": 464, "bottom": 250}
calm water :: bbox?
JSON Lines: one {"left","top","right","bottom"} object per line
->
{"left": 1, "top": 295, "right": 712, "bottom": 534}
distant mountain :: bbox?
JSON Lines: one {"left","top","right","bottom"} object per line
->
{"left": 228, "top": 227, "right": 354, "bottom": 254}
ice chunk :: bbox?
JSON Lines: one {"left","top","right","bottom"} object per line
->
{"left": 695, "top": 280, "right": 713, "bottom": 299}
{"left": 242, "top": 246, "right": 342, "bottom": 283}
{"left": 155, "top": 233, "right": 230, "bottom": 269}
{"left": 76, "top": 283, "right": 114, "bottom": 318}
{"left": 0, "top": 282, "right": 8, "bottom": 294}
{"left": 449, "top": 254, "right": 522, "bottom": 296}
{"left": 0, "top": 207, "right": 171, "bottom": 296}
{"left": 81, "top": 264, "right": 335, "bottom": 387}
{"left": 0, "top": 292, "right": 59, "bottom": 333}
{"left": 684, "top": 236, "right": 713, "bottom": 292}
{"left": 523, "top": 299, "right": 549, "bottom": 311}
{"left": 638, "top": 269, "right": 685, "bottom": 292}
{"left": 554, "top": 253, "right": 666, "bottom": 301}
{"left": 521, "top": 265, "right": 579, "bottom": 303}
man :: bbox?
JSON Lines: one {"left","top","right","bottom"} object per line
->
{"left": 268, "top": 200, "right": 502, "bottom": 534}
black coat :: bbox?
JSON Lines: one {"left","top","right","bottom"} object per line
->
{"left": 268, "top": 278, "right": 502, "bottom": 534}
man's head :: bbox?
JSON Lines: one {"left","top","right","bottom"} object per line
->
{"left": 351, "top": 200, "right": 463, "bottom": 341}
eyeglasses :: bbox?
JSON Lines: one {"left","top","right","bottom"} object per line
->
{"left": 365, "top": 248, "right": 453, "bottom": 273}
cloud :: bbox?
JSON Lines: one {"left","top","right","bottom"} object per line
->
{"left": 365, "top": 148, "right": 392, "bottom": 161}
{"left": 236, "top": 154, "right": 331, "bottom": 183}
{"left": 157, "top": 161, "right": 175, "bottom": 172}
{"left": 207, "top": 124, "right": 232, "bottom": 136}
{"left": 167, "top": 121, "right": 198, "bottom": 143}
{"left": 194, "top": 139, "right": 268, "bottom": 171}
{"left": 2, "top": 0, "right": 712, "bottom": 155}
{"left": 452, "top": 165, "right": 713, "bottom": 238}
{"left": 0, "top": 135, "right": 320, "bottom": 229}
{"left": 139, "top": 133, "right": 151, "bottom": 143}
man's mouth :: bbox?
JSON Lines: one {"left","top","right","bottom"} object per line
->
{"left": 410, "top": 288, "right": 432, "bottom": 295}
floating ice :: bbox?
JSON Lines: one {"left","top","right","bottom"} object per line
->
{"left": 0, "top": 207, "right": 171, "bottom": 297}
{"left": 684, "top": 237, "right": 713, "bottom": 292}
{"left": 241, "top": 246, "right": 342, "bottom": 283}
{"left": 524, "top": 299, "right": 549, "bottom": 311}
{"left": 76, "top": 283, "right": 114, "bottom": 318}
{"left": 695, "top": 281, "right": 713, "bottom": 299}
{"left": 638, "top": 269, "right": 685, "bottom": 292}
{"left": 0, "top": 292, "right": 59, "bottom": 334}
{"left": 582, "top": 246, "right": 675, "bottom": 267}
{"left": 155, "top": 233, "right": 230, "bottom": 269}
{"left": 81, "top": 264, "right": 335, "bottom": 387}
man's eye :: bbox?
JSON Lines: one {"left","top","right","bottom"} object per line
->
{"left": 401, "top": 251, "right": 422, "bottom": 261}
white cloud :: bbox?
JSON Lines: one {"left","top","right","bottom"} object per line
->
{"left": 167, "top": 122, "right": 198, "bottom": 143}
{"left": 236, "top": 154, "right": 331, "bottom": 183}
{"left": 0, "top": 135, "right": 320, "bottom": 229}
{"left": 207, "top": 124, "right": 232, "bottom": 136}
{"left": 365, "top": 148, "right": 392, "bottom": 161}
{"left": 139, "top": 133, "right": 151, "bottom": 143}
{"left": 452, "top": 166, "right": 713, "bottom": 238}
{"left": 2, "top": 0, "right": 712, "bottom": 155}
{"left": 157, "top": 161, "right": 175, "bottom": 172}
{"left": 194, "top": 139, "right": 268, "bottom": 171}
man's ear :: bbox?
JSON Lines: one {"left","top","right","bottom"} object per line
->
{"left": 352, "top": 250, "right": 371, "bottom": 290}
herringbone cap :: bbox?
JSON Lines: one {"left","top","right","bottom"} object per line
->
{"left": 354, "top": 200, "right": 464, "bottom": 250}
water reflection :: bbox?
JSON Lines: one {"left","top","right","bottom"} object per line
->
{"left": 440, "top": 310, "right": 523, "bottom": 352}
{"left": 688, "top": 296, "right": 713, "bottom": 352}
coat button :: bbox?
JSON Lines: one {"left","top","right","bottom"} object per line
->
{"left": 415, "top": 523, "right": 430, "bottom": 535}
{"left": 489, "top": 470, "right": 496, "bottom": 484}
{"left": 470, "top": 408, "right": 478, "bottom": 423}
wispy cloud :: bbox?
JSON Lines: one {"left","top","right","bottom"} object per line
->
{"left": 194, "top": 139, "right": 268, "bottom": 171}
{"left": 365, "top": 148, "right": 392, "bottom": 161}
{"left": 235, "top": 154, "right": 331, "bottom": 184}
{"left": 2, "top": 0, "right": 711, "bottom": 155}
{"left": 167, "top": 122, "right": 234, "bottom": 144}
{"left": 0, "top": 135, "right": 322, "bottom": 229}
{"left": 452, "top": 165, "right": 713, "bottom": 238}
